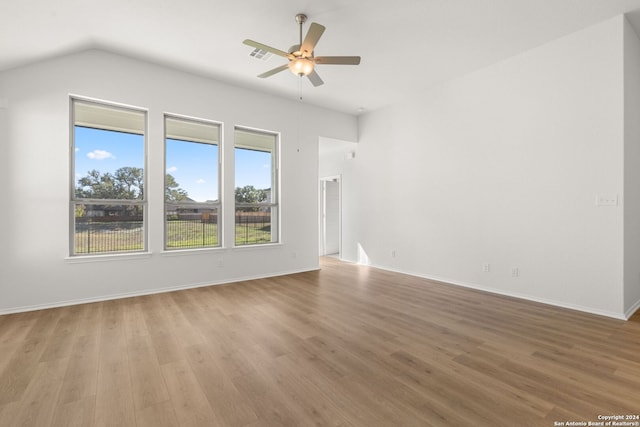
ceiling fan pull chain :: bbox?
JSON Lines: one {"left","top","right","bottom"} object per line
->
{"left": 298, "top": 74, "right": 303, "bottom": 101}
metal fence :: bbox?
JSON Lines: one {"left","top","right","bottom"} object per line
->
{"left": 74, "top": 219, "right": 144, "bottom": 254}
{"left": 166, "top": 218, "right": 219, "bottom": 249}
{"left": 73, "top": 212, "right": 273, "bottom": 254}
{"left": 235, "top": 212, "right": 272, "bottom": 245}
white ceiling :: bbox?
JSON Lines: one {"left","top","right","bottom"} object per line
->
{"left": 3, "top": 0, "right": 640, "bottom": 115}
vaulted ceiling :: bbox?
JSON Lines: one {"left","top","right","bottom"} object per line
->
{"left": 3, "top": 0, "right": 640, "bottom": 115}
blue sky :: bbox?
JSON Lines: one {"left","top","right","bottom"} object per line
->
{"left": 234, "top": 148, "right": 271, "bottom": 190}
{"left": 74, "top": 126, "right": 144, "bottom": 182}
{"left": 166, "top": 138, "right": 218, "bottom": 202}
{"left": 75, "top": 127, "right": 272, "bottom": 203}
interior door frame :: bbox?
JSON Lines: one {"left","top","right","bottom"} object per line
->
{"left": 319, "top": 174, "right": 342, "bottom": 257}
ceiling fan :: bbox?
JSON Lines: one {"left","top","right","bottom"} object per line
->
{"left": 243, "top": 13, "right": 361, "bottom": 87}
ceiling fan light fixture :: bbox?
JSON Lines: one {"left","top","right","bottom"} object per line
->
{"left": 288, "top": 57, "right": 314, "bottom": 76}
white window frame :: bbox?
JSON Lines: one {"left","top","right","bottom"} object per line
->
{"left": 164, "top": 113, "right": 222, "bottom": 250}
{"left": 69, "top": 96, "right": 148, "bottom": 256}
{"left": 234, "top": 126, "right": 280, "bottom": 246}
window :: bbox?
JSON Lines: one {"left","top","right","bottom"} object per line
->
{"left": 71, "top": 99, "right": 146, "bottom": 255}
{"left": 234, "top": 127, "right": 279, "bottom": 245}
{"left": 164, "top": 115, "right": 221, "bottom": 249}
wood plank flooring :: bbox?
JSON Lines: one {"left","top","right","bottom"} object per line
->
{"left": 1, "top": 257, "right": 639, "bottom": 426}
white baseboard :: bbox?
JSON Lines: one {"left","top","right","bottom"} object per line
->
{"left": 365, "top": 262, "right": 628, "bottom": 321}
{"left": 625, "top": 297, "right": 640, "bottom": 319}
{"left": 4, "top": 261, "right": 632, "bottom": 321}
{"left": 0, "top": 267, "right": 320, "bottom": 316}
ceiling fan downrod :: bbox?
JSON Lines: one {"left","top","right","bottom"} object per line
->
{"left": 295, "top": 13, "right": 307, "bottom": 47}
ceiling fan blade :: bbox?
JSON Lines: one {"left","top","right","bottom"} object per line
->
{"left": 307, "top": 70, "right": 324, "bottom": 87}
{"left": 300, "top": 23, "right": 325, "bottom": 57}
{"left": 314, "top": 56, "right": 361, "bottom": 65}
{"left": 243, "top": 39, "right": 292, "bottom": 59}
{"left": 258, "top": 64, "right": 289, "bottom": 78}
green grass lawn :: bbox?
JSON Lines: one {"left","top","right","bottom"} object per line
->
{"left": 74, "top": 227, "right": 144, "bottom": 254}
{"left": 166, "top": 221, "right": 219, "bottom": 248}
{"left": 74, "top": 220, "right": 272, "bottom": 254}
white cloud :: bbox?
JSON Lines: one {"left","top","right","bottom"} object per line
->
{"left": 196, "top": 178, "right": 206, "bottom": 184}
{"left": 87, "top": 149, "right": 115, "bottom": 160}
{"left": 166, "top": 166, "right": 177, "bottom": 173}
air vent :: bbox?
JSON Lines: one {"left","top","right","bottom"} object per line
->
{"left": 249, "top": 48, "right": 273, "bottom": 61}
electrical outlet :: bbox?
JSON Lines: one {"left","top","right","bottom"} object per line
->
{"left": 391, "top": 250, "right": 396, "bottom": 258}
{"left": 596, "top": 194, "right": 618, "bottom": 206}
{"left": 217, "top": 258, "right": 224, "bottom": 268}
{"left": 482, "top": 263, "right": 490, "bottom": 272}
{"left": 511, "top": 267, "right": 519, "bottom": 277}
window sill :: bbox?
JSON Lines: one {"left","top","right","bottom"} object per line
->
{"left": 65, "top": 252, "right": 152, "bottom": 263}
{"left": 232, "top": 242, "right": 283, "bottom": 251}
{"left": 161, "top": 247, "right": 226, "bottom": 257}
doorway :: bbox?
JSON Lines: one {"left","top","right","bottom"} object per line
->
{"left": 320, "top": 176, "right": 341, "bottom": 257}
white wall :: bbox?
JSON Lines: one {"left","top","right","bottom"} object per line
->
{"left": 0, "top": 93, "right": 8, "bottom": 294}
{"left": 331, "top": 16, "right": 630, "bottom": 318}
{"left": 624, "top": 18, "right": 640, "bottom": 317}
{"left": 0, "top": 49, "right": 357, "bottom": 313}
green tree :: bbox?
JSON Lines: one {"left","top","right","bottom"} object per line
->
{"left": 74, "top": 204, "right": 85, "bottom": 218}
{"left": 76, "top": 167, "right": 188, "bottom": 202}
{"left": 235, "top": 185, "right": 267, "bottom": 204}
{"left": 114, "top": 166, "right": 144, "bottom": 199}
{"left": 76, "top": 169, "right": 122, "bottom": 199}
{"left": 165, "top": 174, "right": 189, "bottom": 202}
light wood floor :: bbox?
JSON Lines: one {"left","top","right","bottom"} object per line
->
{"left": 1, "top": 257, "right": 639, "bottom": 426}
